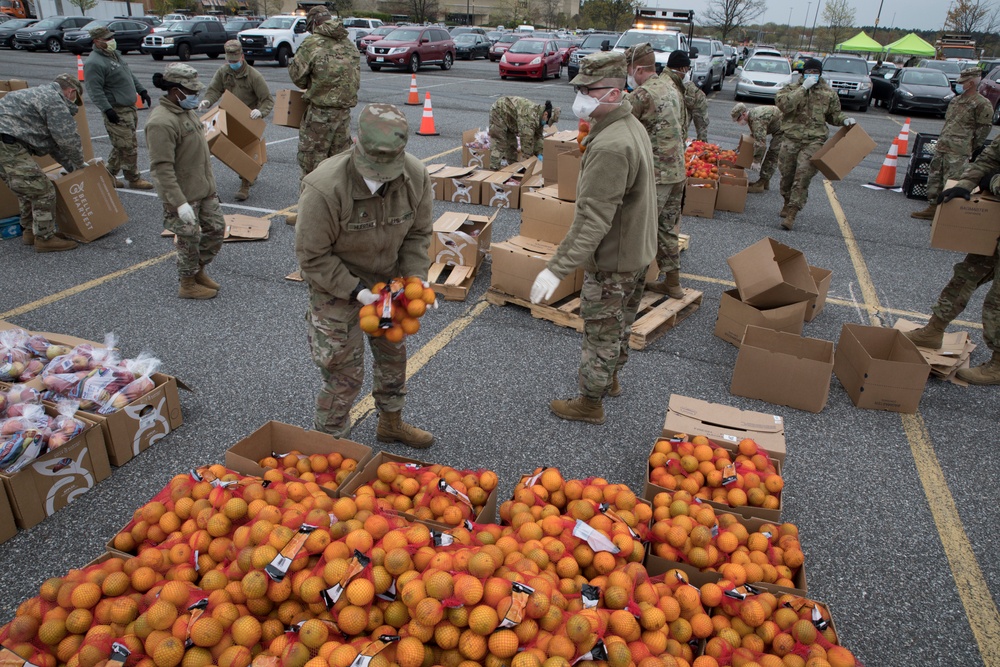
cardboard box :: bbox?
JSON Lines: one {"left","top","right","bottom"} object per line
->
{"left": 682, "top": 178, "right": 717, "bottom": 219}
{"left": 930, "top": 183, "right": 1000, "bottom": 256}
{"left": 730, "top": 326, "right": 835, "bottom": 413}
{"left": 557, "top": 151, "right": 581, "bottom": 202}
{"left": 491, "top": 235, "right": 583, "bottom": 304}
{"left": 734, "top": 133, "right": 754, "bottom": 168}
{"left": 425, "top": 164, "right": 447, "bottom": 200}
{"left": 520, "top": 190, "right": 576, "bottom": 244}
{"left": 0, "top": 481, "right": 15, "bottom": 545}
{"left": 716, "top": 173, "right": 748, "bottom": 213}
{"left": 462, "top": 128, "right": 492, "bottom": 169}
{"left": 427, "top": 262, "right": 477, "bottom": 301}
{"left": 1, "top": 411, "right": 111, "bottom": 529}
{"left": 51, "top": 164, "right": 128, "bottom": 242}
{"left": 430, "top": 166, "right": 476, "bottom": 202}
{"left": 727, "top": 238, "right": 820, "bottom": 309}
{"left": 223, "top": 214, "right": 270, "bottom": 241}
{"left": 809, "top": 124, "right": 877, "bottom": 180}
{"left": 660, "top": 394, "right": 786, "bottom": 464}
{"left": 481, "top": 171, "right": 523, "bottom": 208}
{"left": 273, "top": 89, "right": 305, "bottom": 128}
{"left": 0, "top": 80, "right": 28, "bottom": 92}
{"left": 430, "top": 210, "right": 495, "bottom": 268}
{"left": 542, "top": 130, "right": 580, "bottom": 183}
{"left": 714, "top": 289, "right": 808, "bottom": 348}
{"left": 833, "top": 323, "right": 931, "bottom": 413}
{"left": 201, "top": 92, "right": 267, "bottom": 182}
{"left": 448, "top": 170, "right": 492, "bottom": 205}
{"left": 225, "top": 421, "right": 372, "bottom": 496}
{"left": 805, "top": 266, "right": 832, "bottom": 322}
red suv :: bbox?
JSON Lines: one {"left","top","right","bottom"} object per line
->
{"left": 366, "top": 26, "right": 456, "bottom": 73}
{"left": 358, "top": 25, "right": 396, "bottom": 54}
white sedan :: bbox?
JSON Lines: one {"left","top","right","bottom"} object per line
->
{"left": 734, "top": 56, "right": 794, "bottom": 101}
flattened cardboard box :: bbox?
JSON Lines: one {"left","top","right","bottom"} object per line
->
{"left": 491, "top": 235, "right": 582, "bottom": 304}
{"left": 273, "top": 89, "right": 306, "bottom": 128}
{"left": 714, "top": 289, "right": 807, "bottom": 348}
{"left": 930, "top": 181, "right": 1000, "bottom": 256}
{"left": 805, "top": 265, "right": 832, "bottom": 322}
{"left": 225, "top": 421, "right": 372, "bottom": 498}
{"left": 727, "top": 237, "right": 819, "bottom": 309}
{"left": 833, "top": 323, "right": 931, "bottom": 413}
{"left": 51, "top": 164, "right": 128, "bottom": 242}
{"left": 430, "top": 210, "right": 495, "bottom": 268}
{"left": 520, "top": 190, "right": 575, "bottom": 245}
{"left": 809, "top": 123, "right": 877, "bottom": 180}
{"left": 661, "top": 394, "right": 786, "bottom": 463}
{"left": 730, "top": 326, "right": 835, "bottom": 414}
{"left": 683, "top": 178, "right": 716, "bottom": 219}
{"left": 462, "top": 128, "right": 491, "bottom": 169}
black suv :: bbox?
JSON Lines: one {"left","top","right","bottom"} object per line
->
{"left": 63, "top": 19, "right": 152, "bottom": 55}
{"left": 142, "top": 19, "right": 227, "bottom": 61}
{"left": 568, "top": 32, "right": 619, "bottom": 79}
{"left": 0, "top": 18, "right": 36, "bottom": 49}
{"left": 14, "top": 15, "right": 91, "bottom": 53}
{"left": 224, "top": 18, "right": 260, "bottom": 41}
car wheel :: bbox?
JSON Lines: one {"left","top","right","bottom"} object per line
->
{"left": 119, "top": 49, "right": 128, "bottom": 55}
{"left": 47, "top": 37, "right": 61, "bottom": 53}
{"left": 369, "top": 63, "right": 381, "bottom": 71}
{"left": 408, "top": 53, "right": 420, "bottom": 73}
{"left": 245, "top": 59, "right": 254, "bottom": 66}
{"left": 713, "top": 73, "right": 722, "bottom": 91}
{"left": 152, "top": 53, "right": 164, "bottom": 61}
{"left": 555, "top": 65, "right": 560, "bottom": 79}
{"left": 208, "top": 52, "right": 219, "bottom": 59}
{"left": 276, "top": 44, "right": 291, "bottom": 67}
{"left": 501, "top": 75, "right": 507, "bottom": 80}
{"left": 992, "top": 103, "right": 1000, "bottom": 125}
{"left": 177, "top": 43, "right": 191, "bottom": 61}
{"left": 888, "top": 95, "right": 897, "bottom": 114}
{"left": 440, "top": 52, "right": 453, "bottom": 70}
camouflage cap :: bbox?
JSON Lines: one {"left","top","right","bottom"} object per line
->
{"left": 354, "top": 103, "right": 409, "bottom": 183}
{"left": 54, "top": 73, "right": 84, "bottom": 106}
{"left": 570, "top": 50, "right": 627, "bottom": 86}
{"left": 958, "top": 67, "right": 982, "bottom": 83}
{"left": 624, "top": 43, "right": 655, "bottom": 68}
{"left": 163, "top": 63, "right": 203, "bottom": 92}
{"left": 306, "top": 5, "right": 332, "bottom": 29}
{"left": 224, "top": 39, "right": 243, "bottom": 61}
{"left": 731, "top": 102, "right": 747, "bottom": 121}
{"left": 548, "top": 106, "right": 561, "bottom": 124}
{"left": 89, "top": 25, "right": 114, "bottom": 41}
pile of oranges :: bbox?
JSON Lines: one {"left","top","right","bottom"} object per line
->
{"left": 256, "top": 450, "right": 360, "bottom": 495}
{"left": 358, "top": 277, "right": 435, "bottom": 343}
{"left": 684, "top": 142, "right": 739, "bottom": 182}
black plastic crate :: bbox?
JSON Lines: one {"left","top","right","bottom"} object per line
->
{"left": 903, "top": 173, "right": 929, "bottom": 200}
{"left": 911, "top": 133, "right": 939, "bottom": 159}
{"left": 907, "top": 155, "right": 933, "bottom": 179}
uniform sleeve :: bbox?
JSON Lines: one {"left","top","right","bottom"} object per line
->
{"left": 145, "top": 122, "right": 186, "bottom": 208}
{"left": 825, "top": 90, "right": 847, "bottom": 127}
{"left": 44, "top": 104, "right": 85, "bottom": 171}
{"left": 516, "top": 104, "right": 539, "bottom": 157}
{"left": 958, "top": 135, "right": 1000, "bottom": 191}
{"left": 253, "top": 69, "right": 274, "bottom": 117}
{"left": 547, "top": 147, "right": 628, "bottom": 278}
{"left": 775, "top": 85, "right": 805, "bottom": 116}
{"left": 130, "top": 67, "right": 145, "bottom": 95}
{"left": 626, "top": 88, "right": 649, "bottom": 121}
{"left": 288, "top": 43, "right": 312, "bottom": 90}
{"left": 203, "top": 67, "right": 226, "bottom": 106}
{"left": 690, "top": 87, "right": 708, "bottom": 141}
{"left": 83, "top": 59, "right": 113, "bottom": 113}
{"left": 973, "top": 99, "right": 992, "bottom": 149}
{"left": 397, "top": 168, "right": 434, "bottom": 280}
{"left": 295, "top": 181, "right": 357, "bottom": 299}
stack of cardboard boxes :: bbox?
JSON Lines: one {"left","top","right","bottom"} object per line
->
{"left": 683, "top": 135, "right": 753, "bottom": 219}
{"left": 426, "top": 210, "right": 495, "bottom": 301}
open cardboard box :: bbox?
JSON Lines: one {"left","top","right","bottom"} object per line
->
{"left": 430, "top": 167, "right": 477, "bottom": 202}
{"left": 520, "top": 189, "right": 576, "bottom": 244}
{"left": 733, "top": 133, "right": 754, "bottom": 168}
{"left": 491, "top": 235, "right": 583, "bottom": 304}
{"left": 805, "top": 266, "right": 833, "bottom": 322}
{"left": 225, "top": 421, "right": 373, "bottom": 497}
{"left": 714, "top": 289, "right": 808, "bottom": 348}
{"left": 427, "top": 262, "right": 477, "bottom": 302}
{"left": 462, "top": 128, "right": 491, "bottom": 169}
{"left": 542, "top": 129, "right": 580, "bottom": 183}
{"left": 809, "top": 123, "right": 877, "bottom": 180}
{"left": 727, "top": 237, "right": 819, "bottom": 309}
{"left": 730, "top": 326, "right": 835, "bottom": 413}
{"left": 834, "top": 323, "right": 931, "bottom": 413}
{"left": 481, "top": 171, "right": 524, "bottom": 208}
{"left": 273, "top": 89, "right": 305, "bottom": 128}
{"left": 163, "top": 214, "right": 271, "bottom": 243}
{"left": 430, "top": 210, "right": 495, "bottom": 268}
{"left": 448, "top": 170, "right": 492, "bottom": 205}
{"left": 716, "top": 173, "right": 748, "bottom": 213}
{"left": 683, "top": 178, "right": 717, "bottom": 218}
{"left": 0, "top": 469, "right": 17, "bottom": 544}
{"left": 930, "top": 180, "right": 1000, "bottom": 256}
{"left": 201, "top": 92, "right": 267, "bottom": 182}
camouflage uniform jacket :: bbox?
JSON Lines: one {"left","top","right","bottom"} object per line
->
{"left": 145, "top": 96, "right": 217, "bottom": 208}
{"left": 493, "top": 96, "right": 547, "bottom": 156}
{"left": 664, "top": 69, "right": 689, "bottom": 127}
{"left": 936, "top": 92, "right": 992, "bottom": 156}
{"left": 204, "top": 63, "right": 274, "bottom": 117}
{"left": 683, "top": 80, "right": 707, "bottom": 127}
{"left": 296, "top": 151, "right": 433, "bottom": 300}
{"left": 748, "top": 105, "right": 782, "bottom": 162}
{"left": 626, "top": 74, "right": 686, "bottom": 184}
{"left": 84, "top": 48, "right": 144, "bottom": 112}
{"left": 288, "top": 20, "right": 360, "bottom": 109}
{"left": 0, "top": 83, "right": 84, "bottom": 170}
{"left": 548, "top": 100, "right": 657, "bottom": 278}
{"left": 775, "top": 78, "right": 847, "bottom": 143}
{"left": 955, "top": 136, "right": 1000, "bottom": 192}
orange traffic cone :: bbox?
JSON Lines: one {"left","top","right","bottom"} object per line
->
{"left": 135, "top": 92, "right": 144, "bottom": 109}
{"left": 896, "top": 117, "right": 911, "bottom": 157}
{"left": 870, "top": 139, "right": 899, "bottom": 188}
{"left": 405, "top": 74, "right": 420, "bottom": 106}
{"left": 416, "top": 92, "right": 439, "bottom": 136}
{"left": 77, "top": 55, "right": 84, "bottom": 82}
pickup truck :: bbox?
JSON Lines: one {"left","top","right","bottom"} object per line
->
{"left": 237, "top": 14, "right": 308, "bottom": 67}
{"left": 142, "top": 19, "right": 227, "bottom": 61}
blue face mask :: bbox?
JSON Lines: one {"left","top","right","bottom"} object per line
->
{"left": 177, "top": 90, "right": 200, "bottom": 110}
{"left": 804, "top": 74, "right": 820, "bottom": 85}
{"left": 955, "top": 83, "right": 965, "bottom": 94}
{"left": 229, "top": 62, "right": 242, "bottom": 71}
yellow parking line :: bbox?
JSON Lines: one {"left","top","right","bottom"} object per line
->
{"left": 825, "top": 179, "right": 1000, "bottom": 667}
{"left": 421, "top": 146, "right": 461, "bottom": 163}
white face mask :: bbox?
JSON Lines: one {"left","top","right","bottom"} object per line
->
{"left": 363, "top": 177, "right": 383, "bottom": 194}
{"left": 572, "top": 89, "right": 615, "bottom": 120}
{"left": 105, "top": 39, "right": 117, "bottom": 51}
{"left": 626, "top": 74, "right": 637, "bottom": 90}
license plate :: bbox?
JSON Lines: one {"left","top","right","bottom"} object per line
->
{"left": 838, "top": 89, "right": 849, "bottom": 96}
{"left": 376, "top": 57, "right": 384, "bottom": 62}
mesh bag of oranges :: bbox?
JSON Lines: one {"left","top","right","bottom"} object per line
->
{"left": 358, "top": 277, "right": 436, "bottom": 344}
{"left": 256, "top": 449, "right": 361, "bottom": 496}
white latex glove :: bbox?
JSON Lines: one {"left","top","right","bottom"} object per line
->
{"left": 249, "top": 109, "right": 262, "bottom": 119}
{"left": 198, "top": 100, "right": 211, "bottom": 112}
{"left": 357, "top": 289, "right": 379, "bottom": 306}
{"left": 530, "top": 269, "right": 560, "bottom": 304}
{"left": 57, "top": 168, "right": 68, "bottom": 177}
{"left": 177, "top": 203, "right": 196, "bottom": 225}
{"left": 84, "top": 157, "right": 104, "bottom": 167}
{"left": 420, "top": 280, "right": 439, "bottom": 308}
{"left": 802, "top": 76, "right": 817, "bottom": 90}
{"left": 843, "top": 118, "right": 856, "bottom": 127}
{"left": 750, "top": 161, "right": 761, "bottom": 172}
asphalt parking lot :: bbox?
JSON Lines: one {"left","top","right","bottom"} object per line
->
{"left": 1, "top": 48, "right": 998, "bottom": 667}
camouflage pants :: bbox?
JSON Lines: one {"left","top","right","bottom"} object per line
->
{"left": 488, "top": 105, "right": 521, "bottom": 169}
{"left": 162, "top": 194, "right": 224, "bottom": 278}
{"left": 759, "top": 132, "right": 783, "bottom": 183}
{"left": 103, "top": 105, "right": 140, "bottom": 182}
{"left": 0, "top": 139, "right": 57, "bottom": 239}
{"left": 655, "top": 182, "right": 684, "bottom": 273}
{"left": 778, "top": 138, "right": 824, "bottom": 212}
{"left": 298, "top": 104, "right": 352, "bottom": 180}
{"left": 306, "top": 290, "right": 407, "bottom": 436}
{"left": 578, "top": 268, "right": 646, "bottom": 399}
{"left": 926, "top": 151, "right": 969, "bottom": 204}
{"left": 931, "top": 249, "right": 999, "bottom": 352}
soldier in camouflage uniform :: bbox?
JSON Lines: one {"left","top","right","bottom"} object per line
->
{"left": 666, "top": 50, "right": 708, "bottom": 142}
{"left": 775, "top": 58, "right": 854, "bottom": 230}
{"left": 199, "top": 40, "right": 275, "bottom": 202}
{"left": 84, "top": 25, "right": 153, "bottom": 191}
{"left": 531, "top": 51, "right": 657, "bottom": 425}
{"left": 0, "top": 74, "right": 85, "bottom": 253}
{"left": 911, "top": 67, "right": 992, "bottom": 220}
{"left": 732, "top": 102, "right": 783, "bottom": 192}
{"left": 625, "top": 43, "right": 686, "bottom": 299}
{"left": 903, "top": 140, "right": 1000, "bottom": 384}
{"left": 487, "top": 96, "right": 560, "bottom": 169}
{"left": 147, "top": 64, "right": 225, "bottom": 300}
{"left": 296, "top": 104, "right": 435, "bottom": 446}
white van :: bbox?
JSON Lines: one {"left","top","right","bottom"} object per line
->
{"left": 516, "top": 24, "right": 535, "bottom": 33}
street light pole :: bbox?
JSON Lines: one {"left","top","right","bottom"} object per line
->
{"left": 872, "top": 0, "right": 886, "bottom": 39}
{"left": 807, "top": 0, "right": 820, "bottom": 51}
{"left": 786, "top": 6, "right": 793, "bottom": 51}
{"left": 798, "top": 2, "right": 811, "bottom": 51}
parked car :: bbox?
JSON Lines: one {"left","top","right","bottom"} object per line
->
{"left": 568, "top": 31, "right": 618, "bottom": 78}
{"left": 346, "top": 27, "right": 370, "bottom": 48}
{"left": 64, "top": 19, "right": 151, "bottom": 54}
{"left": 450, "top": 26, "right": 487, "bottom": 37}
{"left": 343, "top": 17, "right": 383, "bottom": 31}
{"left": 119, "top": 16, "right": 162, "bottom": 28}
{"left": 358, "top": 25, "right": 396, "bottom": 53}
{"left": 366, "top": 26, "right": 455, "bottom": 73}
{"left": 0, "top": 17, "right": 36, "bottom": 48}
{"left": 489, "top": 33, "right": 519, "bottom": 62}
{"left": 918, "top": 59, "right": 962, "bottom": 89}
{"left": 553, "top": 38, "right": 578, "bottom": 66}
{"left": 613, "top": 29, "right": 687, "bottom": 75}
{"left": 454, "top": 33, "right": 489, "bottom": 60}
{"left": 821, "top": 54, "right": 872, "bottom": 111}
{"left": 867, "top": 60, "right": 897, "bottom": 76}
{"left": 979, "top": 65, "right": 1000, "bottom": 123}
{"left": 485, "top": 30, "right": 503, "bottom": 44}
{"left": 752, "top": 46, "right": 782, "bottom": 58}
{"left": 733, "top": 55, "right": 793, "bottom": 101}
{"left": 689, "top": 37, "right": 726, "bottom": 91}
{"left": 723, "top": 45, "right": 738, "bottom": 75}
{"left": 223, "top": 18, "right": 260, "bottom": 41}
{"left": 876, "top": 67, "right": 954, "bottom": 116}
{"left": 237, "top": 15, "right": 309, "bottom": 67}
{"left": 14, "top": 15, "right": 91, "bottom": 53}
{"left": 499, "top": 37, "right": 562, "bottom": 80}
{"left": 142, "top": 19, "right": 227, "bottom": 61}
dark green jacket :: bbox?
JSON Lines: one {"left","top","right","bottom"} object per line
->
{"left": 84, "top": 48, "right": 144, "bottom": 112}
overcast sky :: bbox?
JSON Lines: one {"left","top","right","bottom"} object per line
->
{"left": 686, "top": 0, "right": 951, "bottom": 32}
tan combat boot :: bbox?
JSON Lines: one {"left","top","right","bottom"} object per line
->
{"left": 195, "top": 266, "right": 220, "bottom": 291}
{"left": 34, "top": 235, "right": 78, "bottom": 252}
{"left": 285, "top": 212, "right": 297, "bottom": 225}
{"left": 780, "top": 210, "right": 797, "bottom": 230}
{"left": 747, "top": 180, "right": 768, "bottom": 193}
{"left": 376, "top": 411, "right": 434, "bottom": 448}
{"left": 910, "top": 204, "right": 937, "bottom": 220}
{"left": 779, "top": 200, "right": 791, "bottom": 218}
{"left": 956, "top": 353, "right": 1000, "bottom": 385}
{"left": 178, "top": 276, "right": 217, "bottom": 300}
{"left": 128, "top": 178, "right": 155, "bottom": 191}
{"left": 235, "top": 178, "right": 251, "bottom": 202}
{"left": 21, "top": 228, "right": 34, "bottom": 246}
{"left": 113, "top": 177, "right": 127, "bottom": 188}
{"left": 608, "top": 373, "right": 621, "bottom": 397}
{"left": 646, "top": 270, "right": 684, "bottom": 299}
{"left": 550, "top": 396, "right": 605, "bottom": 425}
{"left": 902, "top": 315, "right": 948, "bottom": 349}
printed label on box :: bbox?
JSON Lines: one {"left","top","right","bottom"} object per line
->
{"left": 32, "top": 447, "right": 95, "bottom": 516}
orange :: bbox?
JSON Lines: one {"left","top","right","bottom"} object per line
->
{"left": 190, "top": 617, "right": 224, "bottom": 648}
{"left": 146, "top": 600, "right": 178, "bottom": 631}
{"left": 345, "top": 578, "right": 375, "bottom": 606}
{"left": 395, "top": 636, "right": 425, "bottom": 667}
{"left": 384, "top": 325, "right": 404, "bottom": 343}
{"left": 153, "top": 637, "right": 185, "bottom": 667}
{"left": 297, "top": 619, "right": 329, "bottom": 649}
{"left": 360, "top": 316, "right": 380, "bottom": 334}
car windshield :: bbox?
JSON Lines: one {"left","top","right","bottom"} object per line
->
{"left": 581, "top": 34, "right": 612, "bottom": 48}
{"left": 744, "top": 58, "right": 791, "bottom": 74}
{"left": 555, "top": 40, "right": 574, "bottom": 48}
{"left": 224, "top": 20, "right": 247, "bottom": 27}
{"left": 5, "top": 18, "right": 35, "bottom": 28}
{"left": 499, "top": 35, "right": 520, "bottom": 45}
{"left": 617, "top": 31, "right": 678, "bottom": 52}
{"left": 169, "top": 21, "right": 196, "bottom": 31}
{"left": 823, "top": 58, "right": 868, "bottom": 75}
{"left": 33, "top": 18, "right": 61, "bottom": 29}
{"left": 509, "top": 39, "right": 545, "bottom": 54}
{"left": 455, "top": 34, "right": 477, "bottom": 43}
{"left": 922, "top": 60, "right": 961, "bottom": 75}
{"left": 691, "top": 38, "right": 711, "bottom": 54}
{"left": 374, "top": 26, "right": 395, "bottom": 35}
{"left": 258, "top": 17, "right": 294, "bottom": 29}
{"left": 82, "top": 20, "right": 108, "bottom": 30}
{"left": 902, "top": 70, "right": 950, "bottom": 86}
{"left": 385, "top": 28, "right": 421, "bottom": 41}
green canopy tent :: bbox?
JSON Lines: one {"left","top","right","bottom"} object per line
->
{"left": 882, "top": 33, "right": 936, "bottom": 57}
{"left": 835, "top": 31, "right": 883, "bottom": 53}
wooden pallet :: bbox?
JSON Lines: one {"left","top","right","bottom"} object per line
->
{"left": 679, "top": 233, "right": 690, "bottom": 252}
{"left": 485, "top": 287, "right": 702, "bottom": 350}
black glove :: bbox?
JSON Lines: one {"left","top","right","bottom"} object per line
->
{"left": 939, "top": 186, "right": 971, "bottom": 204}
{"left": 349, "top": 282, "right": 365, "bottom": 303}
{"left": 104, "top": 108, "right": 121, "bottom": 125}
{"left": 139, "top": 91, "right": 151, "bottom": 108}
{"left": 978, "top": 173, "right": 999, "bottom": 195}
